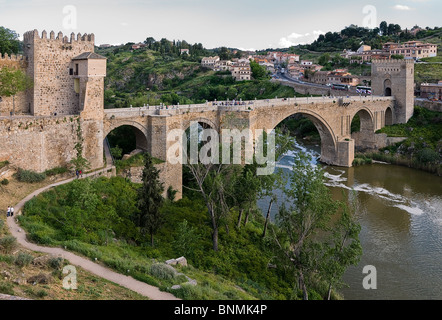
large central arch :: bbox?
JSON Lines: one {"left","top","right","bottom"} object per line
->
{"left": 270, "top": 110, "right": 338, "bottom": 165}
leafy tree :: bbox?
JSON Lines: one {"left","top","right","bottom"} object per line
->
{"left": 250, "top": 60, "right": 268, "bottom": 80}
{"left": 273, "top": 152, "right": 360, "bottom": 300}
{"left": 320, "top": 194, "right": 362, "bottom": 300}
{"left": 0, "top": 26, "right": 20, "bottom": 55}
{"left": 218, "top": 47, "right": 231, "bottom": 60}
{"left": 70, "top": 118, "right": 90, "bottom": 172}
{"left": 136, "top": 152, "right": 165, "bottom": 246}
{"left": 318, "top": 53, "right": 331, "bottom": 66}
{"left": 380, "top": 21, "right": 388, "bottom": 36}
{"left": 0, "top": 66, "right": 33, "bottom": 114}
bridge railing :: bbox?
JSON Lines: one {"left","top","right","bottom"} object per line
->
{"left": 103, "top": 95, "right": 395, "bottom": 118}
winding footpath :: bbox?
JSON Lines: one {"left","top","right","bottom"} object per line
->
{"left": 6, "top": 167, "right": 180, "bottom": 300}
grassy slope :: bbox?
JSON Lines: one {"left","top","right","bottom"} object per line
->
{"left": 16, "top": 176, "right": 268, "bottom": 300}
{"left": 0, "top": 171, "right": 147, "bottom": 300}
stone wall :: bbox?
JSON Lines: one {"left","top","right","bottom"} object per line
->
{"left": 0, "top": 115, "right": 103, "bottom": 172}
{"left": 414, "top": 99, "right": 442, "bottom": 112}
{"left": 0, "top": 53, "right": 29, "bottom": 115}
{"left": 273, "top": 79, "right": 359, "bottom": 96}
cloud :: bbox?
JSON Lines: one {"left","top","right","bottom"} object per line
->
{"left": 278, "top": 30, "right": 325, "bottom": 48}
{"left": 393, "top": 5, "right": 413, "bottom": 11}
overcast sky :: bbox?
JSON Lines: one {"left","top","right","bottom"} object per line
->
{"left": 1, "top": 0, "right": 441, "bottom": 50}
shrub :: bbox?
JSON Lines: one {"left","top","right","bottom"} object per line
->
{"left": 14, "top": 252, "right": 34, "bottom": 267}
{"left": 36, "top": 289, "right": 48, "bottom": 298}
{"left": 1, "top": 179, "right": 9, "bottom": 185}
{"left": 16, "top": 168, "right": 46, "bottom": 183}
{"left": 48, "top": 257, "right": 64, "bottom": 270}
{"left": 0, "top": 161, "right": 9, "bottom": 169}
{"left": 417, "top": 148, "right": 439, "bottom": 164}
{"left": 0, "top": 281, "right": 14, "bottom": 295}
{"left": 0, "top": 236, "right": 17, "bottom": 254}
{"left": 44, "top": 167, "right": 69, "bottom": 176}
{"left": 149, "top": 263, "right": 177, "bottom": 280}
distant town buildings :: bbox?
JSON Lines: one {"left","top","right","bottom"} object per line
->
{"left": 384, "top": 41, "right": 438, "bottom": 60}
{"left": 201, "top": 56, "right": 251, "bottom": 81}
{"left": 420, "top": 81, "right": 442, "bottom": 100}
{"left": 131, "top": 42, "right": 147, "bottom": 50}
{"left": 342, "top": 41, "right": 438, "bottom": 63}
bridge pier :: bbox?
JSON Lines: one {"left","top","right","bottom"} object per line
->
{"left": 334, "top": 139, "right": 355, "bottom": 167}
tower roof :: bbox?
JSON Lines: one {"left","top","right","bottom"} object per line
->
{"left": 72, "top": 52, "right": 106, "bottom": 60}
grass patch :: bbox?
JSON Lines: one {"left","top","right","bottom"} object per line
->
{"left": 0, "top": 161, "right": 9, "bottom": 170}
{"left": 15, "top": 168, "right": 46, "bottom": 183}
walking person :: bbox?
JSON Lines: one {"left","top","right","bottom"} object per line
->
{"left": 7, "top": 206, "right": 10, "bottom": 217}
{"left": 76, "top": 170, "right": 79, "bottom": 179}
{"left": 10, "top": 206, "right": 14, "bottom": 217}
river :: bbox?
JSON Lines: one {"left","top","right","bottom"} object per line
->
{"left": 257, "top": 140, "right": 442, "bottom": 300}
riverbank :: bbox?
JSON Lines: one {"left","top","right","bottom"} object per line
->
{"left": 357, "top": 106, "right": 442, "bottom": 176}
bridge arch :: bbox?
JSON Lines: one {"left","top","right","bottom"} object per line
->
{"left": 181, "top": 117, "right": 218, "bottom": 132}
{"left": 385, "top": 107, "right": 393, "bottom": 126}
{"left": 351, "top": 108, "right": 375, "bottom": 150}
{"left": 104, "top": 120, "right": 150, "bottom": 154}
{"left": 271, "top": 109, "right": 338, "bottom": 165}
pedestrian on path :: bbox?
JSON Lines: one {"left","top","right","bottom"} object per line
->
{"left": 10, "top": 206, "right": 14, "bottom": 217}
{"left": 76, "top": 170, "right": 79, "bottom": 179}
{"left": 7, "top": 206, "right": 10, "bottom": 217}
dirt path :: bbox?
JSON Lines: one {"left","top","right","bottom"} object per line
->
{"left": 6, "top": 167, "right": 180, "bottom": 301}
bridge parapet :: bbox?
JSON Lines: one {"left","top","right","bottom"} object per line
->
{"left": 104, "top": 96, "right": 395, "bottom": 119}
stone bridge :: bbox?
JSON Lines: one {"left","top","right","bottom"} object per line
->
{"left": 103, "top": 95, "right": 395, "bottom": 197}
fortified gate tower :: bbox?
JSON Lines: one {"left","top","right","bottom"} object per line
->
{"left": 22, "top": 29, "right": 106, "bottom": 119}
{"left": 371, "top": 59, "right": 415, "bottom": 124}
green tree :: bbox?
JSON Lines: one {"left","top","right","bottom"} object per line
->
{"left": 0, "top": 66, "right": 33, "bottom": 115}
{"left": 250, "top": 60, "right": 268, "bottom": 80}
{"left": 273, "top": 152, "right": 359, "bottom": 300}
{"left": 136, "top": 152, "right": 165, "bottom": 246}
{"left": 318, "top": 53, "right": 331, "bottom": 66}
{"left": 380, "top": 21, "right": 388, "bottom": 36}
{"left": 320, "top": 194, "right": 362, "bottom": 300}
{"left": 0, "top": 27, "right": 20, "bottom": 55}
{"left": 70, "top": 118, "right": 90, "bottom": 172}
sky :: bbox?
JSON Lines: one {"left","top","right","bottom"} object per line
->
{"left": 0, "top": 0, "right": 441, "bottom": 50}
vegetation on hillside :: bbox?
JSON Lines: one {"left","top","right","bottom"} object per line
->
{"left": 98, "top": 37, "right": 302, "bottom": 109}
{"left": 19, "top": 138, "right": 362, "bottom": 300}
{"left": 305, "top": 23, "right": 441, "bottom": 52}
{"left": 366, "top": 106, "right": 442, "bottom": 175}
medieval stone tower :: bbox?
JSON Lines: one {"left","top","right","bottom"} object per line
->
{"left": 22, "top": 29, "right": 106, "bottom": 119}
{"left": 0, "top": 30, "right": 107, "bottom": 172}
{"left": 371, "top": 59, "right": 415, "bottom": 124}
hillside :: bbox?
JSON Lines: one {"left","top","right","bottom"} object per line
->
{"left": 96, "top": 44, "right": 301, "bottom": 109}
{"left": 0, "top": 169, "right": 147, "bottom": 300}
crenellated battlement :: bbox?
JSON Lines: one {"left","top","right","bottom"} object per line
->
{"left": 23, "top": 29, "right": 95, "bottom": 44}
{"left": 0, "top": 52, "right": 26, "bottom": 61}
{"left": 372, "top": 59, "right": 415, "bottom": 65}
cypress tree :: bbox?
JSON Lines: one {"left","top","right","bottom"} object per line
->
{"left": 136, "top": 153, "right": 164, "bottom": 246}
